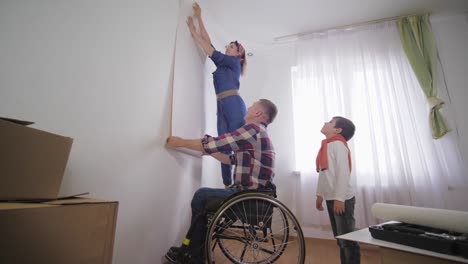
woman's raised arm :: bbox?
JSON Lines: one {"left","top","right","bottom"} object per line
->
{"left": 192, "top": 3, "right": 212, "bottom": 44}
{"left": 187, "top": 16, "right": 214, "bottom": 56}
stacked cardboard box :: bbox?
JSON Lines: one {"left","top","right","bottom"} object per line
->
{"left": 0, "top": 117, "right": 118, "bottom": 264}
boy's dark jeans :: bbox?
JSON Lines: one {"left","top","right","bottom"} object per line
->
{"left": 326, "top": 197, "right": 361, "bottom": 264}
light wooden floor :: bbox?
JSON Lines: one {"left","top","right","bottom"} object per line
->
{"left": 208, "top": 237, "right": 381, "bottom": 264}
{"left": 301, "top": 238, "right": 381, "bottom": 264}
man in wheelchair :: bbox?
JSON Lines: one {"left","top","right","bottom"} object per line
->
{"left": 165, "top": 99, "right": 278, "bottom": 264}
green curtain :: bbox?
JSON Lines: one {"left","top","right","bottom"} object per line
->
{"left": 397, "top": 14, "right": 450, "bottom": 139}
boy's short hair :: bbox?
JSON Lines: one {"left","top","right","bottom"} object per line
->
{"left": 259, "top": 99, "right": 278, "bottom": 124}
{"left": 333, "top": 116, "right": 355, "bottom": 141}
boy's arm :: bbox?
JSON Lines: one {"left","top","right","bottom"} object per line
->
{"left": 333, "top": 200, "right": 345, "bottom": 215}
{"left": 331, "top": 142, "right": 350, "bottom": 214}
{"left": 316, "top": 195, "right": 324, "bottom": 211}
{"left": 316, "top": 171, "right": 325, "bottom": 211}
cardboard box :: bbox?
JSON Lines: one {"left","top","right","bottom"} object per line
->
{"left": 0, "top": 198, "right": 118, "bottom": 264}
{"left": 0, "top": 117, "right": 73, "bottom": 200}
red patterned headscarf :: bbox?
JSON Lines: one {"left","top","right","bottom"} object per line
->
{"left": 232, "top": 41, "right": 245, "bottom": 60}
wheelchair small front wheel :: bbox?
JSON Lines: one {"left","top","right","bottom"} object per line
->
{"left": 205, "top": 193, "right": 306, "bottom": 264}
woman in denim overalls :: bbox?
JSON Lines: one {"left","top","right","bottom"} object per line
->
{"left": 187, "top": 3, "right": 247, "bottom": 186}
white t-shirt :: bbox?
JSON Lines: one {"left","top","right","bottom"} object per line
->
{"left": 316, "top": 141, "right": 355, "bottom": 201}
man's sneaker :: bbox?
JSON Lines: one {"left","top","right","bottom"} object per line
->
{"left": 164, "top": 248, "right": 180, "bottom": 263}
{"left": 169, "top": 246, "right": 182, "bottom": 254}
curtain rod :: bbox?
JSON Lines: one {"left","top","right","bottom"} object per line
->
{"left": 273, "top": 13, "right": 419, "bottom": 42}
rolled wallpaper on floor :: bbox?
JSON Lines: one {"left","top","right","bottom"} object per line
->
{"left": 371, "top": 203, "right": 468, "bottom": 233}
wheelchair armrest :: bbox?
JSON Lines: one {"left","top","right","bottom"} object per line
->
{"left": 229, "top": 182, "right": 277, "bottom": 199}
{"left": 260, "top": 181, "right": 277, "bottom": 198}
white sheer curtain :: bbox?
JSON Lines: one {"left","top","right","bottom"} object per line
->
{"left": 291, "top": 21, "right": 467, "bottom": 236}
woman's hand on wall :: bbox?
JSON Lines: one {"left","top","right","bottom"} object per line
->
{"left": 193, "top": 2, "right": 201, "bottom": 18}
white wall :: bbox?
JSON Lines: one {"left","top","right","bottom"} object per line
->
{"left": 431, "top": 13, "right": 468, "bottom": 162}
{"left": 431, "top": 12, "right": 468, "bottom": 209}
{"left": 0, "top": 1, "right": 202, "bottom": 263}
{"left": 241, "top": 43, "right": 298, "bottom": 209}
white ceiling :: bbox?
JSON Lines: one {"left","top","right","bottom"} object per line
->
{"left": 200, "top": 0, "right": 468, "bottom": 44}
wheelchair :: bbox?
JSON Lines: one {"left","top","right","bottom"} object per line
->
{"left": 173, "top": 183, "right": 306, "bottom": 264}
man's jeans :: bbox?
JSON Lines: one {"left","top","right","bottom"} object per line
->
{"left": 189, "top": 187, "right": 238, "bottom": 264}
{"left": 326, "top": 197, "right": 361, "bottom": 264}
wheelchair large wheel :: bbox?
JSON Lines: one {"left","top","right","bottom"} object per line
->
{"left": 205, "top": 193, "right": 305, "bottom": 264}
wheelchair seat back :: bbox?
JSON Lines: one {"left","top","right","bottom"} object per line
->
{"left": 205, "top": 182, "right": 277, "bottom": 227}
{"left": 226, "top": 197, "right": 274, "bottom": 227}
{"left": 222, "top": 182, "right": 277, "bottom": 227}
{"left": 204, "top": 181, "right": 277, "bottom": 213}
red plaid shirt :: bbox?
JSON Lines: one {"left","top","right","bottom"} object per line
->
{"left": 202, "top": 123, "right": 275, "bottom": 190}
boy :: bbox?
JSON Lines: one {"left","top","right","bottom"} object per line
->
{"left": 315, "top": 116, "right": 360, "bottom": 264}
